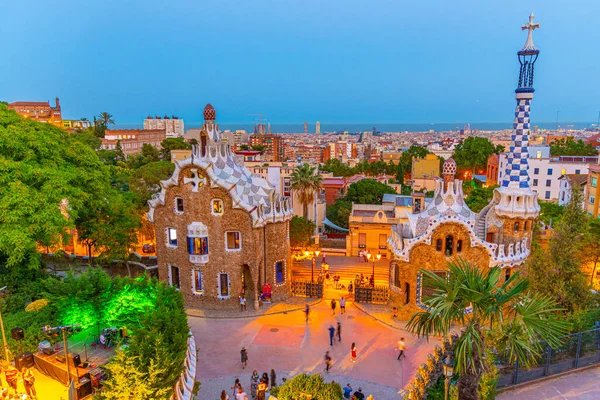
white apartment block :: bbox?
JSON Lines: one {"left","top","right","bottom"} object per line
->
{"left": 143, "top": 116, "right": 184, "bottom": 138}
{"left": 497, "top": 146, "right": 597, "bottom": 201}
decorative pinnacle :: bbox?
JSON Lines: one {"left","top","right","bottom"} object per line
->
{"left": 521, "top": 13, "right": 540, "bottom": 52}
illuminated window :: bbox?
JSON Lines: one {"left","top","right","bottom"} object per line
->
{"left": 167, "top": 228, "right": 178, "bottom": 247}
{"left": 505, "top": 268, "right": 511, "bottom": 282}
{"left": 188, "top": 237, "right": 209, "bottom": 255}
{"left": 561, "top": 168, "right": 567, "bottom": 175}
{"left": 212, "top": 199, "right": 224, "bottom": 216}
{"left": 192, "top": 269, "right": 203, "bottom": 294}
{"left": 523, "top": 221, "right": 528, "bottom": 231}
{"left": 445, "top": 236, "right": 453, "bottom": 256}
{"left": 226, "top": 231, "right": 241, "bottom": 251}
{"left": 218, "top": 273, "right": 230, "bottom": 298}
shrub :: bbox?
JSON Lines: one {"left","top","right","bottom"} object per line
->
{"left": 269, "top": 373, "right": 343, "bottom": 400}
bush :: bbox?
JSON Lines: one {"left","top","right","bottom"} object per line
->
{"left": 269, "top": 373, "right": 342, "bottom": 400}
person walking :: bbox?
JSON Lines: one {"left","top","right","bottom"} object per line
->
{"left": 240, "top": 347, "right": 248, "bottom": 369}
{"left": 261, "top": 372, "right": 269, "bottom": 388}
{"left": 351, "top": 342, "right": 357, "bottom": 363}
{"left": 22, "top": 367, "right": 36, "bottom": 398}
{"left": 324, "top": 351, "right": 332, "bottom": 372}
{"left": 250, "top": 370, "right": 259, "bottom": 399}
{"left": 305, "top": 304, "right": 310, "bottom": 322}
{"left": 353, "top": 387, "right": 365, "bottom": 400}
{"left": 322, "top": 251, "right": 327, "bottom": 264}
{"left": 239, "top": 295, "right": 247, "bottom": 312}
{"left": 270, "top": 369, "right": 276, "bottom": 388}
{"left": 231, "top": 378, "right": 241, "bottom": 399}
{"left": 328, "top": 325, "right": 335, "bottom": 346}
{"left": 221, "top": 390, "right": 231, "bottom": 400}
{"left": 331, "top": 298, "right": 337, "bottom": 315}
{"left": 348, "top": 282, "right": 353, "bottom": 296}
{"left": 340, "top": 296, "right": 346, "bottom": 314}
{"left": 336, "top": 322, "right": 342, "bottom": 342}
{"left": 397, "top": 337, "right": 406, "bottom": 360}
{"left": 236, "top": 386, "right": 249, "bottom": 400}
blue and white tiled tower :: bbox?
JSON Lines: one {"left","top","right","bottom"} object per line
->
{"left": 492, "top": 14, "right": 541, "bottom": 221}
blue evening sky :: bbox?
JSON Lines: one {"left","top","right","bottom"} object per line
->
{"left": 0, "top": 0, "right": 598, "bottom": 125}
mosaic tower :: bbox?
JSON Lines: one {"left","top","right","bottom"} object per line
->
{"left": 492, "top": 14, "right": 541, "bottom": 224}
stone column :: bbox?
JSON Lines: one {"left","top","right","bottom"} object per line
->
{"left": 253, "top": 275, "right": 260, "bottom": 310}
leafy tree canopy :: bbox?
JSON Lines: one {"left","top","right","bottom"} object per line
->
{"left": 270, "top": 373, "right": 343, "bottom": 400}
{"left": 159, "top": 137, "right": 190, "bottom": 161}
{"left": 345, "top": 179, "right": 397, "bottom": 204}
{"left": 289, "top": 216, "right": 316, "bottom": 248}
{"left": 465, "top": 185, "right": 498, "bottom": 213}
{"left": 325, "top": 199, "right": 352, "bottom": 230}
{"left": 0, "top": 104, "right": 139, "bottom": 268}
{"left": 127, "top": 144, "right": 160, "bottom": 169}
{"left": 550, "top": 138, "right": 597, "bottom": 157}
{"left": 538, "top": 201, "right": 565, "bottom": 226}
{"left": 129, "top": 161, "right": 175, "bottom": 207}
{"left": 452, "top": 137, "right": 504, "bottom": 174}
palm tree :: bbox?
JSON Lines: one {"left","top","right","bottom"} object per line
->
{"left": 97, "top": 112, "right": 115, "bottom": 127}
{"left": 290, "top": 163, "right": 323, "bottom": 219}
{"left": 407, "top": 258, "right": 568, "bottom": 400}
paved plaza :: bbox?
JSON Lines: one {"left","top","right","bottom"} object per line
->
{"left": 191, "top": 297, "right": 439, "bottom": 399}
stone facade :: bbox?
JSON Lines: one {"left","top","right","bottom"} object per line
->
{"left": 148, "top": 105, "right": 293, "bottom": 310}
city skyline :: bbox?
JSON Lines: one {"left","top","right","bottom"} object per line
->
{"left": 1, "top": 1, "right": 599, "bottom": 125}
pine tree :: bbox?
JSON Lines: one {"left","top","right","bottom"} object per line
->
{"left": 115, "top": 140, "right": 126, "bottom": 163}
{"left": 97, "top": 349, "right": 153, "bottom": 400}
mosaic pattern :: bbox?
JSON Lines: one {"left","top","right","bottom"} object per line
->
{"left": 501, "top": 98, "right": 532, "bottom": 189}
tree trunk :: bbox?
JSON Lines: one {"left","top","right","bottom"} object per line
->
{"left": 590, "top": 257, "right": 599, "bottom": 287}
{"left": 457, "top": 371, "right": 481, "bottom": 400}
{"left": 303, "top": 203, "right": 308, "bottom": 220}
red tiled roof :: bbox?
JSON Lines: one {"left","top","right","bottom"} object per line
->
{"left": 9, "top": 101, "right": 50, "bottom": 107}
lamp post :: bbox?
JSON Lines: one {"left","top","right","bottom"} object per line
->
{"left": 443, "top": 354, "right": 454, "bottom": 400}
{"left": 366, "top": 253, "right": 381, "bottom": 287}
{"left": 0, "top": 286, "right": 9, "bottom": 362}
{"left": 305, "top": 250, "right": 320, "bottom": 283}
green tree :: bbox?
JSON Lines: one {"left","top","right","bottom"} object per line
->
{"left": 127, "top": 144, "right": 160, "bottom": 169}
{"left": 583, "top": 219, "right": 600, "bottom": 287}
{"left": 325, "top": 199, "right": 352, "bottom": 229}
{"left": 538, "top": 202, "right": 565, "bottom": 226}
{"left": 344, "top": 179, "right": 396, "bottom": 204}
{"left": 0, "top": 104, "right": 126, "bottom": 269}
{"left": 465, "top": 185, "right": 498, "bottom": 213}
{"left": 159, "top": 137, "right": 191, "bottom": 161}
{"left": 98, "top": 111, "right": 115, "bottom": 128}
{"left": 452, "top": 137, "right": 504, "bottom": 174}
{"left": 407, "top": 259, "right": 568, "bottom": 400}
{"left": 400, "top": 145, "right": 431, "bottom": 176}
{"left": 270, "top": 373, "right": 343, "bottom": 400}
{"left": 251, "top": 144, "right": 265, "bottom": 154}
{"left": 129, "top": 161, "right": 175, "bottom": 206}
{"left": 239, "top": 144, "right": 249, "bottom": 150}
{"left": 72, "top": 130, "right": 102, "bottom": 150}
{"left": 524, "top": 185, "right": 591, "bottom": 312}
{"left": 291, "top": 163, "right": 323, "bottom": 219}
{"left": 550, "top": 138, "right": 597, "bottom": 157}
{"left": 289, "top": 216, "right": 316, "bottom": 248}
{"left": 115, "top": 140, "right": 126, "bottom": 162}
{"left": 321, "top": 158, "right": 355, "bottom": 177}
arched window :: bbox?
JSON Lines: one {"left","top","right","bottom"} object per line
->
{"left": 404, "top": 282, "right": 410, "bottom": 305}
{"left": 523, "top": 221, "right": 528, "bottom": 231}
{"left": 436, "top": 239, "right": 443, "bottom": 251}
{"left": 200, "top": 133, "right": 208, "bottom": 156}
{"left": 513, "top": 222, "right": 520, "bottom": 231}
{"left": 505, "top": 268, "right": 511, "bottom": 282}
{"left": 445, "top": 235, "right": 454, "bottom": 256}
{"left": 456, "top": 240, "right": 463, "bottom": 253}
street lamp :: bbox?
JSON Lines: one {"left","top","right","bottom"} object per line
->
{"left": 443, "top": 354, "right": 454, "bottom": 400}
{"left": 0, "top": 286, "right": 8, "bottom": 362}
{"left": 313, "top": 250, "right": 321, "bottom": 283}
{"left": 366, "top": 253, "right": 381, "bottom": 287}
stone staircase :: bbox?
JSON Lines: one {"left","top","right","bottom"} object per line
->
{"left": 476, "top": 204, "right": 493, "bottom": 241}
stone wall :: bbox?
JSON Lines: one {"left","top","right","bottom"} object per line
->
{"left": 389, "top": 222, "right": 491, "bottom": 319}
{"left": 153, "top": 166, "right": 290, "bottom": 310}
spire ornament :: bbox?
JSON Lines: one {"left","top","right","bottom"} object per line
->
{"left": 521, "top": 13, "right": 540, "bottom": 52}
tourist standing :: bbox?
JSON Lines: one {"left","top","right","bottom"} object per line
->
{"left": 236, "top": 386, "right": 249, "bottom": 400}
{"left": 322, "top": 252, "right": 327, "bottom": 264}
{"left": 257, "top": 379, "right": 268, "bottom": 400}
{"left": 343, "top": 383, "right": 353, "bottom": 399}
{"left": 336, "top": 322, "right": 342, "bottom": 342}
{"left": 221, "top": 390, "right": 230, "bottom": 400}
{"left": 354, "top": 387, "right": 365, "bottom": 400}
{"left": 328, "top": 325, "right": 335, "bottom": 346}
{"left": 397, "top": 337, "right": 406, "bottom": 360}
{"left": 261, "top": 372, "right": 269, "bottom": 387}
{"left": 351, "top": 342, "right": 357, "bottom": 362}
{"left": 270, "top": 369, "right": 277, "bottom": 388}
{"left": 250, "top": 370, "right": 259, "bottom": 399}
{"left": 240, "top": 295, "right": 247, "bottom": 312}
{"left": 348, "top": 282, "right": 353, "bottom": 296}
{"left": 324, "top": 351, "right": 332, "bottom": 372}
{"left": 240, "top": 347, "right": 248, "bottom": 369}
{"left": 4, "top": 365, "right": 17, "bottom": 393}
{"left": 340, "top": 296, "right": 346, "bottom": 314}
{"left": 331, "top": 298, "right": 337, "bottom": 315}
{"left": 22, "top": 367, "right": 36, "bottom": 398}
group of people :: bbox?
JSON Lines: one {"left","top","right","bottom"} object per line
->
{"left": 226, "top": 369, "right": 277, "bottom": 400}
{"left": 355, "top": 274, "right": 374, "bottom": 288}
{"left": 0, "top": 365, "right": 36, "bottom": 399}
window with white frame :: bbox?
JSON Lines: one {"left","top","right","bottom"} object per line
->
{"left": 211, "top": 199, "right": 224, "bottom": 216}
{"left": 169, "top": 265, "right": 180, "bottom": 289}
{"left": 167, "top": 228, "right": 178, "bottom": 247}
{"left": 174, "top": 197, "right": 184, "bottom": 214}
{"left": 192, "top": 269, "right": 203, "bottom": 294}
{"left": 225, "top": 231, "right": 241, "bottom": 251}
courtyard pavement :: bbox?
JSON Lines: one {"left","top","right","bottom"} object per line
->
{"left": 190, "top": 297, "right": 440, "bottom": 399}
{"left": 498, "top": 366, "right": 600, "bottom": 400}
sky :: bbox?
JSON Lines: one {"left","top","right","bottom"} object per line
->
{"left": 0, "top": 0, "right": 599, "bottom": 126}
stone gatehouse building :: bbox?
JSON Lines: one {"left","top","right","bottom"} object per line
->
{"left": 148, "top": 104, "right": 293, "bottom": 309}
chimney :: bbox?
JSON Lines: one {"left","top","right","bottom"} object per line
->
{"left": 55, "top": 97, "right": 60, "bottom": 109}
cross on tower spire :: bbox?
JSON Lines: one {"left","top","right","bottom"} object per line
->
{"left": 521, "top": 13, "right": 540, "bottom": 51}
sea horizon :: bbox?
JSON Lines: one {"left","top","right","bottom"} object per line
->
{"left": 111, "top": 121, "right": 597, "bottom": 133}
